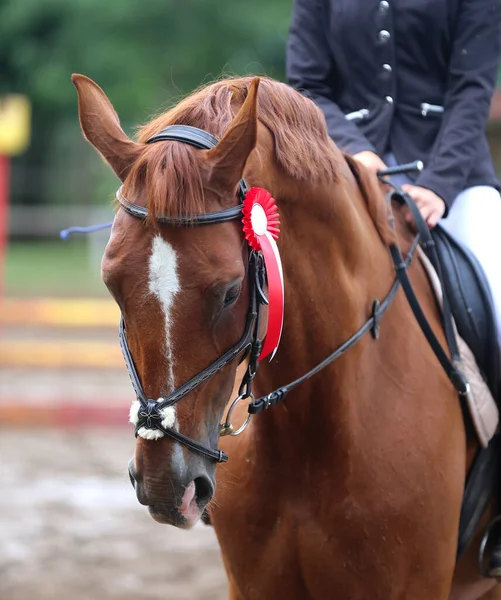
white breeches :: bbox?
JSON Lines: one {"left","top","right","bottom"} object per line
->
{"left": 382, "top": 153, "right": 501, "bottom": 345}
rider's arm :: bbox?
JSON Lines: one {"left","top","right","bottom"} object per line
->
{"left": 286, "top": 0, "right": 375, "bottom": 156}
{"left": 414, "top": 0, "right": 501, "bottom": 210}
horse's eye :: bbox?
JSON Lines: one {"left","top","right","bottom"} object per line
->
{"left": 223, "top": 285, "right": 241, "bottom": 307}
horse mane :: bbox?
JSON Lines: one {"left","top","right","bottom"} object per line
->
{"left": 343, "top": 153, "right": 397, "bottom": 247}
{"left": 122, "top": 77, "right": 339, "bottom": 219}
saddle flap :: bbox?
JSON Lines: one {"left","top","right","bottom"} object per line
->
{"left": 418, "top": 246, "right": 499, "bottom": 447}
{"left": 432, "top": 225, "right": 500, "bottom": 402}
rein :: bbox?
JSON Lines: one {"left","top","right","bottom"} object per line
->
{"left": 117, "top": 124, "right": 470, "bottom": 463}
{"left": 247, "top": 238, "right": 419, "bottom": 415}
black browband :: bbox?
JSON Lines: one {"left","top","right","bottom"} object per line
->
{"left": 118, "top": 124, "right": 247, "bottom": 226}
{"left": 147, "top": 124, "right": 219, "bottom": 148}
{"left": 118, "top": 124, "right": 470, "bottom": 465}
{"left": 117, "top": 190, "right": 245, "bottom": 226}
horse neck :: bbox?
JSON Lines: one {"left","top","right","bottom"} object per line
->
{"left": 253, "top": 165, "right": 397, "bottom": 454}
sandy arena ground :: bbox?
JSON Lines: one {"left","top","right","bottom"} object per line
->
{"left": 0, "top": 429, "right": 228, "bottom": 600}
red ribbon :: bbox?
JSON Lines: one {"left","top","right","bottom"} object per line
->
{"left": 242, "top": 187, "right": 284, "bottom": 361}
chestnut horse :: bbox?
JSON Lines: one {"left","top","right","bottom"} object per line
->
{"left": 73, "top": 73, "right": 500, "bottom": 599}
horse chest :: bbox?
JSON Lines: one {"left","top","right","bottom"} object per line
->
{"left": 213, "top": 483, "right": 378, "bottom": 598}
{"left": 214, "top": 507, "right": 395, "bottom": 599}
{"left": 213, "top": 473, "right": 460, "bottom": 600}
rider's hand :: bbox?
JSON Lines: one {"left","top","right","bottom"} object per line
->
{"left": 352, "top": 150, "right": 388, "bottom": 179}
{"left": 401, "top": 184, "right": 446, "bottom": 229}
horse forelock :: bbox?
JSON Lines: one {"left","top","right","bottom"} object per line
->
{"left": 122, "top": 77, "right": 339, "bottom": 220}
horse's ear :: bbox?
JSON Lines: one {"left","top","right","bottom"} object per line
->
{"left": 72, "top": 74, "right": 141, "bottom": 182}
{"left": 206, "top": 77, "right": 260, "bottom": 191}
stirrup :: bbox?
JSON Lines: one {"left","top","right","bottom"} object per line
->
{"left": 479, "top": 516, "right": 501, "bottom": 579}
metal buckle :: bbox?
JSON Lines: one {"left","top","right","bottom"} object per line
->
{"left": 459, "top": 381, "right": 472, "bottom": 398}
{"left": 264, "top": 393, "right": 273, "bottom": 409}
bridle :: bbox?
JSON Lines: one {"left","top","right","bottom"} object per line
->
{"left": 118, "top": 124, "right": 471, "bottom": 464}
{"left": 118, "top": 125, "right": 267, "bottom": 463}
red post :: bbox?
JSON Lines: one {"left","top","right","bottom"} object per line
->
{"left": 0, "top": 154, "right": 10, "bottom": 302}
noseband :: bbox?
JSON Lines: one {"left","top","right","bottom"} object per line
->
{"left": 118, "top": 125, "right": 266, "bottom": 463}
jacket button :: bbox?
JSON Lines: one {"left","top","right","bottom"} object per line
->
{"left": 382, "top": 63, "right": 392, "bottom": 74}
{"left": 379, "top": 30, "right": 391, "bottom": 43}
{"left": 379, "top": 0, "right": 390, "bottom": 12}
{"left": 385, "top": 96, "right": 394, "bottom": 105}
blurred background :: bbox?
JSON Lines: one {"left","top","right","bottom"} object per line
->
{"left": 2, "top": 1, "right": 501, "bottom": 598}
{"left": 0, "top": 0, "right": 290, "bottom": 598}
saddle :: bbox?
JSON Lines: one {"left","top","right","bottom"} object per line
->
{"left": 390, "top": 188, "right": 501, "bottom": 562}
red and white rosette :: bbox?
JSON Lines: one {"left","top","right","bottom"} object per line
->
{"left": 242, "top": 187, "right": 284, "bottom": 361}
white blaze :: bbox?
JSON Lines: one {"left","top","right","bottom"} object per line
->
{"left": 148, "top": 234, "right": 181, "bottom": 393}
{"left": 130, "top": 235, "right": 182, "bottom": 441}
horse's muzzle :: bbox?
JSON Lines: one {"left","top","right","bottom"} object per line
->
{"left": 127, "top": 457, "right": 214, "bottom": 528}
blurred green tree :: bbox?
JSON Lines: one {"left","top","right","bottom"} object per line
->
{"left": 0, "top": 0, "right": 291, "bottom": 208}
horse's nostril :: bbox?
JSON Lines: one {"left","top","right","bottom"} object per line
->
{"left": 194, "top": 476, "right": 214, "bottom": 506}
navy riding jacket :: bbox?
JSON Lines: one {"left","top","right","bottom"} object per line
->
{"left": 286, "top": 0, "right": 501, "bottom": 210}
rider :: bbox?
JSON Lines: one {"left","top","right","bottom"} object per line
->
{"left": 286, "top": 0, "right": 501, "bottom": 347}
{"left": 287, "top": 0, "right": 501, "bottom": 576}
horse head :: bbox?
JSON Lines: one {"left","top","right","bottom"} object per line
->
{"left": 73, "top": 74, "right": 263, "bottom": 528}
